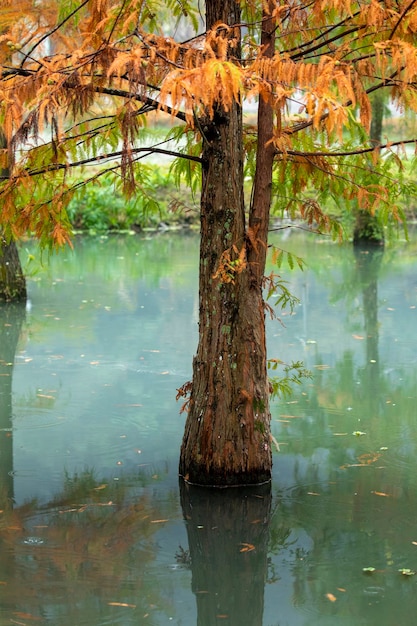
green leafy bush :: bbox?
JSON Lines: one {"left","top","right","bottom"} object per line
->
{"left": 66, "top": 166, "right": 198, "bottom": 233}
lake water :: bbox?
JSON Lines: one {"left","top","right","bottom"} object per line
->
{"left": 1, "top": 229, "right": 417, "bottom": 625}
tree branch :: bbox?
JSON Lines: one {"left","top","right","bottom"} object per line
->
{"left": 389, "top": 0, "right": 417, "bottom": 39}
{"left": 0, "top": 146, "right": 202, "bottom": 182}
{"left": 281, "top": 138, "right": 417, "bottom": 158}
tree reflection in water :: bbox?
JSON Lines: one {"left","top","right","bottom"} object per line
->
{"left": 0, "top": 303, "right": 26, "bottom": 506}
{"left": 180, "top": 480, "right": 271, "bottom": 625}
{"left": 0, "top": 465, "right": 174, "bottom": 623}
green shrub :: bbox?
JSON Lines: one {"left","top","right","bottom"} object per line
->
{"left": 66, "top": 166, "right": 199, "bottom": 233}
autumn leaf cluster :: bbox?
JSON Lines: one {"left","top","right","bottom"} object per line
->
{"left": 1, "top": 0, "right": 417, "bottom": 243}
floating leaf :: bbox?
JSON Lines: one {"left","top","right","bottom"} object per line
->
{"left": 398, "top": 568, "right": 415, "bottom": 576}
{"left": 353, "top": 431, "right": 366, "bottom": 436}
{"left": 12, "top": 612, "right": 42, "bottom": 621}
{"left": 239, "top": 542, "right": 255, "bottom": 553}
{"left": 108, "top": 602, "right": 136, "bottom": 608}
{"left": 362, "top": 567, "right": 376, "bottom": 573}
{"left": 325, "top": 593, "right": 337, "bottom": 602}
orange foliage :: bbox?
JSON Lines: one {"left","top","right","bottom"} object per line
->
{"left": 0, "top": 0, "right": 416, "bottom": 243}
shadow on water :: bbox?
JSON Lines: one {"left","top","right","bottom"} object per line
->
{"left": 0, "top": 302, "right": 26, "bottom": 505}
{"left": 180, "top": 480, "right": 271, "bottom": 626}
{"left": 353, "top": 244, "right": 384, "bottom": 414}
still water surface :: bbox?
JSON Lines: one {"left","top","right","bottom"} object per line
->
{"left": 1, "top": 230, "right": 417, "bottom": 625}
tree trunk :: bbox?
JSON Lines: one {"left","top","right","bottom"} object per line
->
{"left": 0, "top": 129, "right": 27, "bottom": 302}
{"left": 0, "top": 239, "right": 27, "bottom": 303}
{"left": 353, "top": 93, "right": 385, "bottom": 246}
{"left": 179, "top": 0, "right": 274, "bottom": 485}
{"left": 180, "top": 481, "right": 271, "bottom": 625}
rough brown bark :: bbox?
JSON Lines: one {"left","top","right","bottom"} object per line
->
{"left": 0, "top": 129, "right": 27, "bottom": 302}
{"left": 179, "top": 0, "right": 274, "bottom": 485}
{"left": 0, "top": 239, "right": 27, "bottom": 303}
{"left": 180, "top": 480, "right": 271, "bottom": 625}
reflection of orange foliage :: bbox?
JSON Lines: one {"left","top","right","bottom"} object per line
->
{"left": 340, "top": 451, "right": 381, "bottom": 469}
{"left": 0, "top": 487, "right": 170, "bottom": 621}
{"left": 357, "top": 452, "right": 381, "bottom": 465}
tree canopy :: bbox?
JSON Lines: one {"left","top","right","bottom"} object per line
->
{"left": 1, "top": 0, "right": 416, "bottom": 245}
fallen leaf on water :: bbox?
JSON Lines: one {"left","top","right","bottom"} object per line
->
{"left": 307, "top": 492, "right": 320, "bottom": 496}
{"left": 314, "top": 364, "right": 331, "bottom": 370}
{"left": 93, "top": 484, "right": 107, "bottom": 491}
{"left": 115, "top": 403, "right": 143, "bottom": 407}
{"left": 412, "top": 541, "right": 417, "bottom": 546}
{"left": 363, "top": 567, "right": 376, "bottom": 573}
{"left": 398, "top": 568, "right": 415, "bottom": 576}
{"left": 353, "top": 431, "right": 366, "bottom": 437}
{"left": 372, "top": 491, "right": 391, "bottom": 497}
{"left": 325, "top": 593, "right": 337, "bottom": 602}
{"left": 352, "top": 334, "right": 364, "bottom": 340}
{"left": 108, "top": 602, "right": 136, "bottom": 608}
{"left": 216, "top": 615, "right": 229, "bottom": 619}
{"left": 337, "top": 587, "right": 346, "bottom": 592}
{"left": 239, "top": 543, "right": 255, "bottom": 552}
{"left": 358, "top": 453, "right": 381, "bottom": 465}
{"left": 150, "top": 519, "right": 169, "bottom": 524}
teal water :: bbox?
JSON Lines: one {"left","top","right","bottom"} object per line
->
{"left": 1, "top": 230, "right": 417, "bottom": 625}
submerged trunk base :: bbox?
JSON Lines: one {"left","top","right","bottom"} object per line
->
{"left": 179, "top": 463, "right": 271, "bottom": 488}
